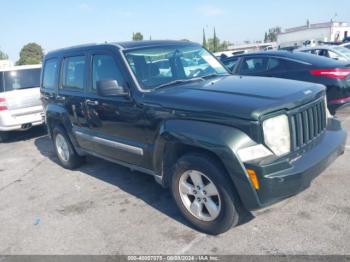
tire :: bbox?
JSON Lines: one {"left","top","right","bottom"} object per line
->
{"left": 0, "top": 131, "right": 9, "bottom": 143}
{"left": 52, "top": 126, "right": 83, "bottom": 169}
{"left": 171, "top": 153, "right": 240, "bottom": 235}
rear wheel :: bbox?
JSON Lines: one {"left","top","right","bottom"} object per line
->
{"left": 171, "top": 153, "right": 240, "bottom": 235}
{"left": 53, "top": 126, "right": 83, "bottom": 169}
{"left": 0, "top": 131, "right": 9, "bottom": 143}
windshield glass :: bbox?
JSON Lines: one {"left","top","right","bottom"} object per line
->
{"left": 125, "top": 45, "right": 228, "bottom": 90}
{"left": 3, "top": 68, "right": 41, "bottom": 91}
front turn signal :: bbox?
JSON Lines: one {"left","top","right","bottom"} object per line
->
{"left": 247, "top": 169, "right": 260, "bottom": 190}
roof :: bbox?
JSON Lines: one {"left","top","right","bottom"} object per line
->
{"left": 222, "top": 50, "right": 347, "bottom": 67}
{"left": 45, "top": 40, "right": 200, "bottom": 58}
{"left": 116, "top": 40, "right": 198, "bottom": 49}
{"left": 296, "top": 45, "right": 334, "bottom": 51}
{"left": 0, "top": 64, "right": 41, "bottom": 72}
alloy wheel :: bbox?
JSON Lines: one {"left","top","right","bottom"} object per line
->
{"left": 178, "top": 170, "right": 221, "bottom": 222}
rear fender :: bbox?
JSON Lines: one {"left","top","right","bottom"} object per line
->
{"left": 45, "top": 104, "right": 82, "bottom": 154}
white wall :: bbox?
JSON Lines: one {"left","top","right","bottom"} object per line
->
{"left": 277, "top": 23, "right": 350, "bottom": 48}
{"left": 278, "top": 27, "right": 330, "bottom": 47}
{"left": 0, "top": 60, "right": 13, "bottom": 69}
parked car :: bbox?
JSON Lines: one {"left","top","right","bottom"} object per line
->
{"left": 0, "top": 65, "right": 44, "bottom": 142}
{"left": 221, "top": 51, "right": 350, "bottom": 114}
{"left": 41, "top": 41, "right": 346, "bottom": 235}
{"left": 297, "top": 45, "right": 350, "bottom": 62}
{"left": 340, "top": 42, "right": 350, "bottom": 50}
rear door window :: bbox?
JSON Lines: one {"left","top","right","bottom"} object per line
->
{"left": 42, "top": 58, "right": 59, "bottom": 89}
{"left": 239, "top": 57, "right": 269, "bottom": 74}
{"left": 3, "top": 68, "right": 41, "bottom": 91}
{"left": 62, "top": 56, "right": 86, "bottom": 91}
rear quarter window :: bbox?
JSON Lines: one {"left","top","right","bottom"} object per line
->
{"left": 42, "top": 58, "right": 59, "bottom": 89}
{"left": 240, "top": 57, "right": 269, "bottom": 74}
{"left": 3, "top": 68, "right": 41, "bottom": 91}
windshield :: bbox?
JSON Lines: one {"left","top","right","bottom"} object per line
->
{"left": 3, "top": 68, "right": 41, "bottom": 91}
{"left": 124, "top": 45, "right": 229, "bottom": 90}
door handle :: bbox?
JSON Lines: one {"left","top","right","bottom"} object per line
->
{"left": 86, "top": 99, "right": 99, "bottom": 106}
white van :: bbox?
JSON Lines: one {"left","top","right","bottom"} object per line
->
{"left": 0, "top": 64, "right": 44, "bottom": 142}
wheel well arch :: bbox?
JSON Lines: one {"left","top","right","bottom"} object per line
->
{"left": 46, "top": 117, "right": 63, "bottom": 137}
{"left": 161, "top": 142, "right": 232, "bottom": 189}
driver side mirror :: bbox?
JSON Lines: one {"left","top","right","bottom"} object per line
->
{"left": 96, "top": 80, "right": 128, "bottom": 97}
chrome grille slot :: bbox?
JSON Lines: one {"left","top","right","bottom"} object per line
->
{"left": 291, "top": 99, "right": 326, "bottom": 150}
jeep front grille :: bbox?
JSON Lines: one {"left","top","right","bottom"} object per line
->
{"left": 290, "top": 99, "right": 327, "bottom": 150}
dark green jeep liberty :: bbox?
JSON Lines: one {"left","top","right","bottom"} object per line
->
{"left": 41, "top": 41, "right": 347, "bottom": 234}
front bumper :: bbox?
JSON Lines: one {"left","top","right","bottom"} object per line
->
{"left": 243, "top": 117, "right": 347, "bottom": 210}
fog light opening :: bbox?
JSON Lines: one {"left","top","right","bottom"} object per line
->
{"left": 247, "top": 169, "right": 260, "bottom": 190}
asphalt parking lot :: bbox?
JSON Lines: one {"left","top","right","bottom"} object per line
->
{"left": 0, "top": 117, "right": 349, "bottom": 255}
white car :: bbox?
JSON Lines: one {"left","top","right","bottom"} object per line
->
{"left": 340, "top": 42, "right": 350, "bottom": 50}
{"left": 0, "top": 64, "right": 44, "bottom": 142}
{"left": 296, "top": 45, "right": 350, "bottom": 62}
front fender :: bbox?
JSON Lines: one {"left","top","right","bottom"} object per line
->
{"left": 153, "top": 119, "right": 262, "bottom": 210}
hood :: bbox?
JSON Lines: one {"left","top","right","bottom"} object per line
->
{"left": 143, "top": 75, "right": 325, "bottom": 121}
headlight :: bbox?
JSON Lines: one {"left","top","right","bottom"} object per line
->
{"left": 263, "top": 114, "right": 291, "bottom": 156}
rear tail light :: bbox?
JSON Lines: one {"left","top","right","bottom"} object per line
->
{"left": 329, "top": 96, "right": 350, "bottom": 105}
{"left": 0, "top": 97, "right": 8, "bottom": 111}
{"left": 310, "top": 68, "right": 350, "bottom": 79}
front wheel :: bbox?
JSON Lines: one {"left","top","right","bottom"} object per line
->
{"left": 171, "top": 153, "right": 240, "bottom": 235}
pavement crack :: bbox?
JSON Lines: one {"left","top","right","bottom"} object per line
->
{"left": 0, "top": 158, "right": 46, "bottom": 193}
{"left": 178, "top": 234, "right": 206, "bottom": 254}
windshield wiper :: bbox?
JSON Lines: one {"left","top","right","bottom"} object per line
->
{"left": 201, "top": 73, "right": 227, "bottom": 79}
{"left": 152, "top": 77, "right": 204, "bottom": 91}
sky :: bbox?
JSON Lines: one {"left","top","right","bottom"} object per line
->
{"left": 1, "top": 0, "right": 350, "bottom": 61}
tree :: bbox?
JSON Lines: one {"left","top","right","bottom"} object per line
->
{"left": 202, "top": 28, "right": 207, "bottom": 48}
{"left": 213, "top": 27, "right": 218, "bottom": 52}
{"left": 0, "top": 49, "right": 9, "bottom": 60}
{"left": 132, "top": 32, "right": 144, "bottom": 41}
{"left": 207, "top": 37, "right": 230, "bottom": 52}
{"left": 264, "top": 27, "right": 281, "bottom": 43}
{"left": 16, "top": 43, "right": 43, "bottom": 65}
{"left": 264, "top": 32, "right": 268, "bottom": 43}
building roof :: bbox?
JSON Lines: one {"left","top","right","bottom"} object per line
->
{"left": 279, "top": 21, "right": 349, "bottom": 35}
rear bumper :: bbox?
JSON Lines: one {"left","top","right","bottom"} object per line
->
{"left": 0, "top": 106, "right": 44, "bottom": 131}
{"left": 329, "top": 100, "right": 350, "bottom": 115}
{"left": 243, "top": 118, "right": 347, "bottom": 210}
